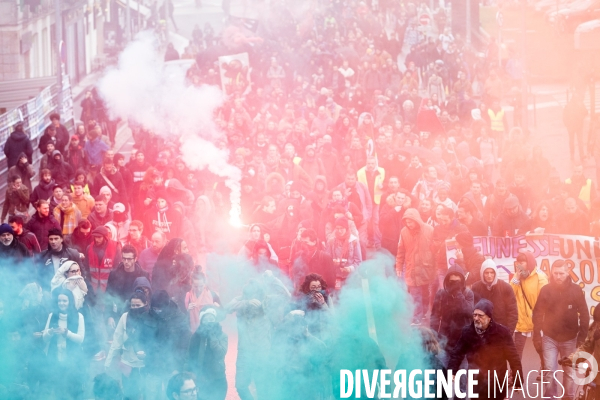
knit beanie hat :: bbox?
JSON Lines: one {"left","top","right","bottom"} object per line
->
{"left": 91, "top": 226, "right": 109, "bottom": 239}
{"left": 455, "top": 231, "right": 473, "bottom": 247}
{"left": 474, "top": 299, "right": 494, "bottom": 319}
{"left": 504, "top": 194, "right": 520, "bottom": 209}
{"left": 0, "top": 223, "right": 14, "bottom": 236}
{"left": 199, "top": 307, "right": 217, "bottom": 323}
{"left": 47, "top": 227, "right": 63, "bottom": 238}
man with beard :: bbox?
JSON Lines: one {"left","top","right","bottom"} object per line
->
{"left": 29, "top": 169, "right": 55, "bottom": 206}
{"left": 186, "top": 307, "right": 228, "bottom": 400}
{"left": 86, "top": 225, "right": 122, "bottom": 292}
{"left": 38, "top": 227, "right": 81, "bottom": 289}
{"left": 7, "top": 153, "right": 35, "bottom": 192}
{"left": 106, "top": 245, "right": 149, "bottom": 329}
{"left": 449, "top": 299, "right": 523, "bottom": 399}
{"left": 67, "top": 219, "right": 93, "bottom": 255}
{"left": 291, "top": 228, "right": 335, "bottom": 289}
{"left": 121, "top": 220, "right": 150, "bottom": 256}
{"left": 0, "top": 223, "right": 28, "bottom": 261}
{"left": 93, "top": 157, "right": 128, "bottom": 206}
{"left": 533, "top": 261, "right": 589, "bottom": 400}
{"left": 26, "top": 199, "right": 60, "bottom": 250}
{"left": 9, "top": 215, "right": 41, "bottom": 256}
{"left": 138, "top": 231, "right": 167, "bottom": 279}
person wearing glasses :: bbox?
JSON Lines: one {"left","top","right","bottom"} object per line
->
{"left": 105, "top": 244, "right": 149, "bottom": 330}
{"left": 448, "top": 299, "right": 523, "bottom": 399}
{"left": 167, "top": 372, "right": 198, "bottom": 400}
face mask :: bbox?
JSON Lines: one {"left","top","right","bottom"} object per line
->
{"left": 447, "top": 280, "right": 461, "bottom": 292}
{"left": 129, "top": 307, "right": 147, "bottom": 318}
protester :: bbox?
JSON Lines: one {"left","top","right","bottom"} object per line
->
{"left": 448, "top": 299, "right": 523, "bottom": 399}
{"left": 472, "top": 259, "right": 518, "bottom": 332}
{"left": 533, "top": 260, "right": 589, "bottom": 400}
{"left": 186, "top": 307, "right": 228, "bottom": 400}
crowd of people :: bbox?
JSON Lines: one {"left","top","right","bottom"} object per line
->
{"left": 0, "top": 0, "right": 597, "bottom": 399}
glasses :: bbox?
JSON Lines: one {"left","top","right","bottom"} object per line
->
{"left": 180, "top": 387, "right": 197, "bottom": 395}
{"left": 473, "top": 313, "right": 486, "bottom": 319}
{"left": 68, "top": 269, "right": 80, "bottom": 274}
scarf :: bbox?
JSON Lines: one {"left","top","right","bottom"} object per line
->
{"left": 63, "top": 276, "right": 88, "bottom": 310}
{"left": 55, "top": 204, "right": 79, "bottom": 235}
{"left": 185, "top": 288, "right": 215, "bottom": 332}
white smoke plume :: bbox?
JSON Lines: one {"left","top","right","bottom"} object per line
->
{"left": 97, "top": 31, "right": 242, "bottom": 225}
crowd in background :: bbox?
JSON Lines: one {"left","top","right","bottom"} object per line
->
{"left": 0, "top": 0, "right": 597, "bottom": 398}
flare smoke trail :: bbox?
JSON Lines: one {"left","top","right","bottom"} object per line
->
{"left": 97, "top": 31, "right": 242, "bottom": 224}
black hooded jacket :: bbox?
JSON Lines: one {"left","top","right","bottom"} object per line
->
{"left": 533, "top": 277, "right": 589, "bottom": 344}
{"left": 4, "top": 129, "right": 33, "bottom": 168}
{"left": 106, "top": 262, "right": 149, "bottom": 309}
{"left": 448, "top": 320, "right": 522, "bottom": 398}
{"left": 430, "top": 265, "right": 474, "bottom": 350}
{"left": 37, "top": 245, "right": 81, "bottom": 289}
{"left": 48, "top": 150, "right": 74, "bottom": 187}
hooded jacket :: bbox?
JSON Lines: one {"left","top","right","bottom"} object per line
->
{"left": 533, "top": 271, "right": 589, "bottom": 344}
{"left": 1, "top": 183, "right": 30, "bottom": 221}
{"left": 430, "top": 265, "right": 474, "bottom": 350}
{"left": 26, "top": 211, "right": 61, "bottom": 251}
{"left": 7, "top": 152, "right": 35, "bottom": 191}
{"left": 30, "top": 178, "right": 56, "bottom": 207}
{"left": 146, "top": 198, "right": 183, "bottom": 240}
{"left": 395, "top": 208, "right": 434, "bottom": 286}
{"left": 106, "top": 261, "right": 149, "bottom": 319}
{"left": 48, "top": 150, "right": 74, "bottom": 187}
{"left": 510, "top": 252, "right": 548, "bottom": 333}
{"left": 4, "top": 129, "right": 33, "bottom": 168}
{"left": 471, "top": 260, "right": 518, "bottom": 332}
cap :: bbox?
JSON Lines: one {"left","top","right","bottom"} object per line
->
{"left": 112, "top": 203, "right": 126, "bottom": 213}
{"left": 71, "top": 135, "right": 80, "bottom": 141}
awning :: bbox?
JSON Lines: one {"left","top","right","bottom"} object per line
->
{"left": 116, "top": 0, "right": 151, "bottom": 19}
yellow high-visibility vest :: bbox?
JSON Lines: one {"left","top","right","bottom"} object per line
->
{"left": 357, "top": 167, "right": 385, "bottom": 205}
{"left": 488, "top": 108, "right": 505, "bottom": 132}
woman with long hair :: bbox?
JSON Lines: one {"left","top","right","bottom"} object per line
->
{"left": 151, "top": 238, "right": 190, "bottom": 293}
{"left": 42, "top": 288, "right": 85, "bottom": 398}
